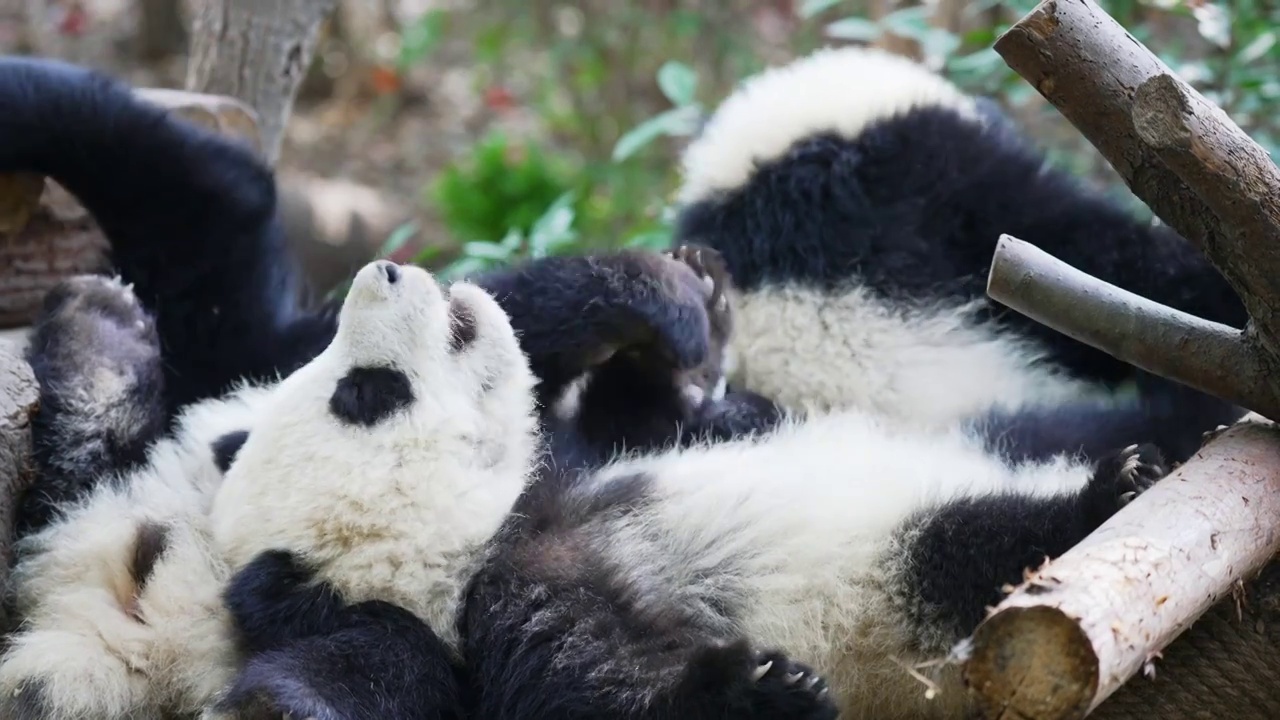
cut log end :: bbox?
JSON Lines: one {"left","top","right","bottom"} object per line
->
{"left": 964, "top": 605, "right": 1099, "bottom": 720}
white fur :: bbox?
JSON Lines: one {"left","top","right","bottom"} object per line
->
{"left": 728, "top": 284, "right": 1103, "bottom": 425}
{"left": 211, "top": 261, "right": 540, "bottom": 648}
{"left": 589, "top": 410, "right": 1093, "bottom": 719}
{"left": 0, "top": 383, "right": 273, "bottom": 718}
{"left": 677, "top": 45, "right": 978, "bottom": 206}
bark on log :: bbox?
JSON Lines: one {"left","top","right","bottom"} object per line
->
{"left": 0, "top": 338, "right": 38, "bottom": 631}
{"left": 993, "top": 0, "right": 1280, "bottom": 361}
{"left": 0, "top": 89, "right": 260, "bottom": 329}
{"left": 986, "top": 236, "right": 1280, "bottom": 420}
{"left": 963, "top": 418, "right": 1280, "bottom": 720}
{"left": 185, "top": 0, "right": 341, "bottom": 164}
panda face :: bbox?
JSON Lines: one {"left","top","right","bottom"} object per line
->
{"left": 210, "top": 259, "right": 540, "bottom": 585}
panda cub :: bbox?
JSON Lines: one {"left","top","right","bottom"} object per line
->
{"left": 208, "top": 259, "right": 539, "bottom": 718}
{"left": 673, "top": 45, "right": 1245, "bottom": 463}
{"left": 462, "top": 390, "right": 1171, "bottom": 716}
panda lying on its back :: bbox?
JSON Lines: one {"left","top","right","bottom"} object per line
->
{"left": 209, "top": 259, "right": 540, "bottom": 720}
{"left": 453, "top": 327, "right": 1171, "bottom": 718}
{"left": 673, "top": 46, "right": 1245, "bottom": 463}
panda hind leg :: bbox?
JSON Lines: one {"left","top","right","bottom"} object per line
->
{"left": 19, "top": 274, "right": 166, "bottom": 537}
{"left": 890, "top": 444, "right": 1169, "bottom": 655}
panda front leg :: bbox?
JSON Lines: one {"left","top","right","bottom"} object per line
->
{"left": 549, "top": 245, "right": 785, "bottom": 461}
{"left": 469, "top": 249, "right": 717, "bottom": 409}
{"left": 19, "top": 275, "right": 167, "bottom": 537}
{"left": 887, "top": 443, "right": 1167, "bottom": 654}
{"left": 217, "top": 550, "right": 465, "bottom": 720}
{"left": 463, "top": 557, "right": 838, "bottom": 720}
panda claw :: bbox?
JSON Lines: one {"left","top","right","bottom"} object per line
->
{"left": 784, "top": 671, "right": 804, "bottom": 685}
{"left": 750, "top": 660, "right": 773, "bottom": 682}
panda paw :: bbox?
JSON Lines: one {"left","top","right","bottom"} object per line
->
{"left": 666, "top": 244, "right": 732, "bottom": 322}
{"left": 1081, "top": 443, "right": 1168, "bottom": 527}
{"left": 30, "top": 273, "right": 159, "bottom": 378}
{"left": 684, "top": 642, "right": 838, "bottom": 719}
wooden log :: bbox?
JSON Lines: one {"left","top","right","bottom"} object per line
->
{"left": 986, "top": 235, "right": 1280, "bottom": 421}
{"left": 993, "top": 0, "right": 1280, "bottom": 361}
{"left": 0, "top": 338, "right": 38, "bottom": 631}
{"left": 0, "top": 89, "right": 261, "bottom": 329}
{"left": 963, "top": 418, "right": 1280, "bottom": 720}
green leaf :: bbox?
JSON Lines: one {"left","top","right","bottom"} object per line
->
{"left": 625, "top": 229, "right": 674, "bottom": 250}
{"left": 799, "top": 0, "right": 843, "bottom": 19}
{"left": 377, "top": 221, "right": 418, "bottom": 259}
{"left": 612, "top": 105, "right": 702, "bottom": 161}
{"left": 397, "top": 10, "right": 448, "bottom": 69}
{"left": 462, "top": 240, "right": 517, "bottom": 261}
{"left": 880, "top": 5, "right": 932, "bottom": 36}
{"left": 824, "top": 17, "right": 883, "bottom": 42}
{"left": 1238, "top": 31, "right": 1277, "bottom": 65}
{"left": 438, "top": 256, "right": 494, "bottom": 282}
{"left": 657, "top": 61, "right": 698, "bottom": 107}
{"left": 527, "top": 192, "right": 579, "bottom": 258}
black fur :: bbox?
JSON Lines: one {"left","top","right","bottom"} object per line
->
{"left": 17, "top": 275, "right": 166, "bottom": 536}
{"left": 895, "top": 444, "right": 1166, "bottom": 647}
{"left": 462, "top": 470, "right": 837, "bottom": 720}
{"left": 211, "top": 430, "right": 250, "bottom": 473}
{"left": 967, "top": 376, "right": 1242, "bottom": 466}
{"left": 329, "top": 367, "right": 415, "bottom": 427}
{"left": 675, "top": 102, "right": 1248, "bottom": 462}
{"left": 220, "top": 550, "right": 465, "bottom": 720}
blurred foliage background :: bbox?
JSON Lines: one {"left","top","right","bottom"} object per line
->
{"left": 4, "top": 0, "right": 1277, "bottom": 290}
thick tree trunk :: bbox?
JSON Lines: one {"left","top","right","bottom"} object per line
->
{"left": 185, "top": 0, "right": 340, "bottom": 164}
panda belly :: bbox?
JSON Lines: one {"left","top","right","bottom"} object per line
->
{"left": 729, "top": 284, "right": 1102, "bottom": 424}
{"left": 590, "top": 410, "right": 1094, "bottom": 717}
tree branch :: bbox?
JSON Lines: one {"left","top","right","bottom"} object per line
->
{"left": 185, "top": 0, "right": 340, "bottom": 164}
{"left": 986, "top": 235, "right": 1280, "bottom": 419}
{"left": 963, "top": 419, "right": 1280, "bottom": 720}
{"left": 993, "top": 0, "right": 1280, "bottom": 359}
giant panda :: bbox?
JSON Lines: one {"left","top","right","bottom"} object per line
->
{"left": 462, "top": 381, "right": 1171, "bottom": 719}
{"left": 672, "top": 45, "right": 1247, "bottom": 463}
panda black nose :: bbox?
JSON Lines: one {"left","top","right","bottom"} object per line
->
{"left": 380, "top": 261, "right": 400, "bottom": 284}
